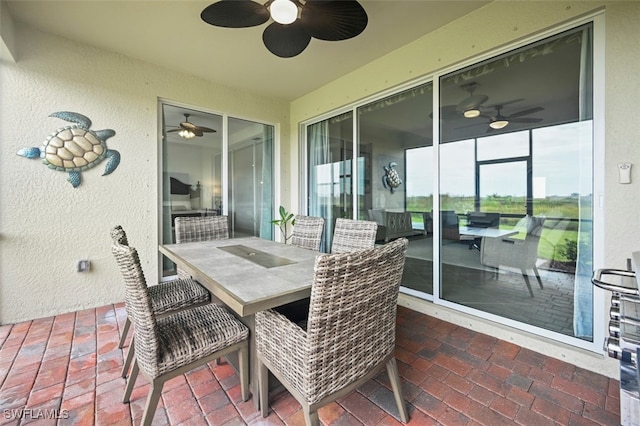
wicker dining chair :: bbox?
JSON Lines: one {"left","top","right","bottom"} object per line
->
{"left": 291, "top": 215, "right": 325, "bottom": 251}
{"left": 256, "top": 238, "right": 409, "bottom": 425}
{"left": 174, "top": 216, "right": 230, "bottom": 278}
{"left": 330, "top": 218, "right": 378, "bottom": 254}
{"left": 110, "top": 226, "right": 211, "bottom": 379}
{"left": 111, "top": 240, "right": 249, "bottom": 426}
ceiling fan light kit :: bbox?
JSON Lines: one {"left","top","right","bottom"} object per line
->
{"left": 463, "top": 108, "right": 481, "bottom": 118}
{"left": 270, "top": 0, "right": 298, "bottom": 24}
{"left": 489, "top": 119, "right": 509, "bottom": 130}
{"left": 168, "top": 113, "right": 217, "bottom": 139}
{"left": 201, "top": 0, "right": 368, "bottom": 58}
{"left": 178, "top": 129, "right": 197, "bottom": 139}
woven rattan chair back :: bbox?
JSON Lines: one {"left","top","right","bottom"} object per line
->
{"left": 256, "top": 238, "right": 409, "bottom": 425}
{"left": 291, "top": 216, "right": 325, "bottom": 251}
{"left": 175, "top": 216, "right": 229, "bottom": 243}
{"left": 111, "top": 242, "right": 160, "bottom": 377}
{"left": 306, "top": 237, "right": 407, "bottom": 401}
{"left": 113, "top": 240, "right": 249, "bottom": 426}
{"left": 330, "top": 218, "right": 377, "bottom": 254}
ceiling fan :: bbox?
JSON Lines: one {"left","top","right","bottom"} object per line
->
{"left": 479, "top": 105, "right": 544, "bottom": 131}
{"left": 456, "top": 82, "right": 489, "bottom": 118}
{"left": 167, "top": 113, "right": 217, "bottom": 139}
{"left": 435, "top": 82, "right": 490, "bottom": 120}
{"left": 200, "top": 0, "right": 368, "bottom": 58}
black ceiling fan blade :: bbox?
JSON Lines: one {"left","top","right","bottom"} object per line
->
{"left": 430, "top": 105, "right": 461, "bottom": 120}
{"left": 201, "top": 0, "right": 270, "bottom": 28}
{"left": 300, "top": 0, "right": 368, "bottom": 41}
{"left": 509, "top": 117, "right": 543, "bottom": 123}
{"left": 508, "top": 106, "right": 544, "bottom": 119}
{"left": 483, "top": 98, "right": 524, "bottom": 110}
{"left": 456, "top": 94, "right": 489, "bottom": 112}
{"left": 263, "top": 21, "right": 312, "bottom": 58}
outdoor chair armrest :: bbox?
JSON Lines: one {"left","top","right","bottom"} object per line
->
{"left": 256, "top": 309, "right": 309, "bottom": 394}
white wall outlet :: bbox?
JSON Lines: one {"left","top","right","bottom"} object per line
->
{"left": 77, "top": 259, "right": 91, "bottom": 272}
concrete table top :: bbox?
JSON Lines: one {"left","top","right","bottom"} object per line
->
{"left": 160, "top": 237, "right": 318, "bottom": 316}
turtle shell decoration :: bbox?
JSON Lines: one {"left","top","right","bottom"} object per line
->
{"left": 382, "top": 162, "right": 402, "bottom": 194}
{"left": 17, "top": 111, "right": 120, "bottom": 188}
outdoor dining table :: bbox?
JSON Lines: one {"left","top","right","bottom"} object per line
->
{"left": 159, "top": 236, "right": 318, "bottom": 408}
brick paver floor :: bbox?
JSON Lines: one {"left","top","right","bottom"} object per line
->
{"left": 0, "top": 304, "right": 620, "bottom": 425}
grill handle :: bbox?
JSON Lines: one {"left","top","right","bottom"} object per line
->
{"left": 592, "top": 268, "right": 639, "bottom": 295}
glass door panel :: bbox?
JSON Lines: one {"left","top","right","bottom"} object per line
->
{"left": 161, "top": 106, "right": 274, "bottom": 276}
{"left": 161, "top": 104, "right": 223, "bottom": 276}
{"left": 307, "top": 111, "right": 353, "bottom": 252}
{"left": 357, "top": 82, "right": 433, "bottom": 295}
{"left": 228, "top": 117, "right": 274, "bottom": 239}
{"left": 439, "top": 23, "right": 594, "bottom": 341}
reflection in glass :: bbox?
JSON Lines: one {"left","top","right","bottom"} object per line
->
{"left": 439, "top": 23, "right": 593, "bottom": 341}
{"left": 307, "top": 112, "right": 354, "bottom": 252}
{"left": 161, "top": 105, "right": 274, "bottom": 276}
{"left": 358, "top": 83, "right": 433, "bottom": 296}
{"left": 228, "top": 117, "right": 274, "bottom": 239}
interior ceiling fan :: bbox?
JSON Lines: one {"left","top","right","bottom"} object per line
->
{"left": 200, "top": 0, "right": 368, "bottom": 58}
{"left": 167, "top": 113, "right": 217, "bottom": 139}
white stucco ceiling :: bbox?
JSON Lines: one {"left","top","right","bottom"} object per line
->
{"left": 4, "top": 0, "right": 491, "bottom": 101}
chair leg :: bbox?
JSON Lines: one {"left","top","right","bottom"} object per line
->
{"left": 140, "top": 379, "right": 164, "bottom": 426}
{"left": 239, "top": 345, "right": 249, "bottom": 402}
{"left": 118, "top": 317, "right": 131, "bottom": 349}
{"left": 521, "top": 270, "right": 535, "bottom": 297}
{"left": 533, "top": 266, "right": 544, "bottom": 289}
{"left": 303, "top": 407, "right": 320, "bottom": 426}
{"left": 121, "top": 336, "right": 135, "bottom": 378}
{"left": 258, "top": 358, "right": 269, "bottom": 418}
{"left": 386, "top": 357, "right": 409, "bottom": 423}
{"left": 122, "top": 359, "right": 139, "bottom": 403}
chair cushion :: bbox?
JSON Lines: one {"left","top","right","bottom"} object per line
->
{"left": 154, "top": 304, "right": 248, "bottom": 378}
{"left": 148, "top": 279, "right": 210, "bottom": 315}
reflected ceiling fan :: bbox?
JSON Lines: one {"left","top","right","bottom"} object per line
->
{"left": 200, "top": 0, "right": 368, "bottom": 58}
{"left": 478, "top": 105, "right": 544, "bottom": 131}
{"left": 167, "top": 113, "right": 217, "bottom": 139}
{"left": 456, "top": 82, "right": 489, "bottom": 118}
{"left": 436, "top": 81, "right": 490, "bottom": 120}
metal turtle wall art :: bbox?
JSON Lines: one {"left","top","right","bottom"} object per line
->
{"left": 383, "top": 161, "right": 402, "bottom": 194}
{"left": 17, "top": 111, "right": 120, "bottom": 188}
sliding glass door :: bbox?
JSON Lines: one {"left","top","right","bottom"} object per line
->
{"left": 302, "top": 21, "right": 597, "bottom": 346}
{"left": 228, "top": 117, "right": 274, "bottom": 239}
{"left": 358, "top": 83, "right": 433, "bottom": 296}
{"left": 161, "top": 103, "right": 274, "bottom": 276}
{"left": 307, "top": 111, "right": 353, "bottom": 252}
{"left": 439, "top": 23, "right": 594, "bottom": 341}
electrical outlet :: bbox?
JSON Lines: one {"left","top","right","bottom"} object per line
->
{"left": 77, "top": 260, "right": 91, "bottom": 272}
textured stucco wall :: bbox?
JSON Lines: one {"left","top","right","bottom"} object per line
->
{"left": 288, "top": 1, "right": 640, "bottom": 378}
{"left": 0, "top": 24, "right": 289, "bottom": 324}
